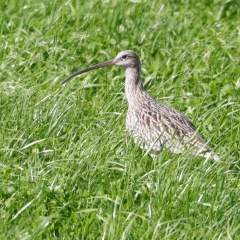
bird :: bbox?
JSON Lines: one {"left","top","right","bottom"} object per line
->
{"left": 62, "top": 50, "right": 218, "bottom": 160}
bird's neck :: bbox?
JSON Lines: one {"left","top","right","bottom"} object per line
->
{"left": 125, "top": 67, "right": 145, "bottom": 103}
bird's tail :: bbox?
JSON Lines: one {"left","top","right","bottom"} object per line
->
{"left": 203, "top": 152, "right": 220, "bottom": 162}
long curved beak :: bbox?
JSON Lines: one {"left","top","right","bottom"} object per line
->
{"left": 62, "top": 59, "right": 115, "bottom": 85}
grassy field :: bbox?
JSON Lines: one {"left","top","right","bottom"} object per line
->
{"left": 1, "top": 0, "right": 240, "bottom": 239}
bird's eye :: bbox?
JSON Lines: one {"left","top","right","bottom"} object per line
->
{"left": 121, "top": 55, "right": 128, "bottom": 60}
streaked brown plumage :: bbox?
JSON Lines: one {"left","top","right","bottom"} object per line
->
{"left": 62, "top": 50, "right": 217, "bottom": 159}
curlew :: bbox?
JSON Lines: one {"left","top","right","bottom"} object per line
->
{"left": 62, "top": 50, "right": 218, "bottom": 160}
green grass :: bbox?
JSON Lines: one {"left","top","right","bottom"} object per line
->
{"left": 1, "top": 0, "right": 240, "bottom": 239}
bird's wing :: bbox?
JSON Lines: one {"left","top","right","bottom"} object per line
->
{"left": 133, "top": 103, "right": 209, "bottom": 154}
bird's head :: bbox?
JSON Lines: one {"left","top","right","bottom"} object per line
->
{"left": 62, "top": 50, "right": 140, "bottom": 84}
{"left": 114, "top": 50, "right": 141, "bottom": 68}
